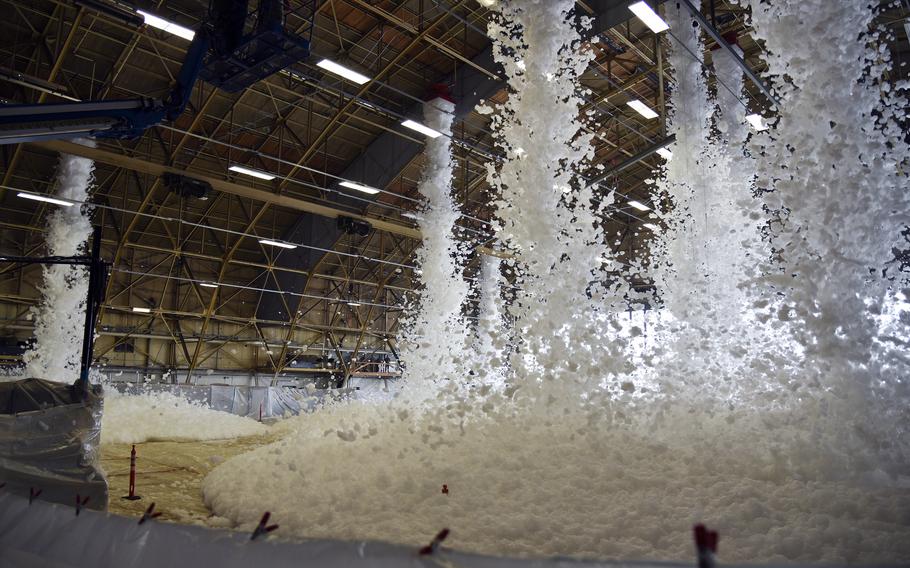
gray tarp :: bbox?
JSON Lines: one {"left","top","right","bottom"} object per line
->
{"left": 0, "top": 491, "right": 702, "bottom": 568}
{"left": 0, "top": 379, "right": 107, "bottom": 511}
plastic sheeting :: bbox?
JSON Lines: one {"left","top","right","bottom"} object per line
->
{"left": 0, "top": 491, "right": 698, "bottom": 568}
{"left": 109, "top": 384, "right": 323, "bottom": 419}
{"left": 348, "top": 377, "right": 400, "bottom": 401}
{"left": 0, "top": 379, "right": 108, "bottom": 511}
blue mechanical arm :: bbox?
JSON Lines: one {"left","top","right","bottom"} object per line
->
{"left": 0, "top": 0, "right": 315, "bottom": 145}
{"left": 0, "top": 31, "right": 211, "bottom": 145}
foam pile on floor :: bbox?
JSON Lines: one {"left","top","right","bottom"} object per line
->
{"left": 101, "top": 389, "right": 267, "bottom": 445}
{"left": 203, "top": 396, "right": 910, "bottom": 562}
{"left": 202, "top": 0, "right": 910, "bottom": 562}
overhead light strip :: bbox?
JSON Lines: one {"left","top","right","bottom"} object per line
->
{"left": 259, "top": 239, "right": 298, "bottom": 249}
{"left": 401, "top": 119, "right": 442, "bottom": 138}
{"left": 229, "top": 165, "right": 276, "bottom": 180}
{"left": 316, "top": 59, "right": 370, "bottom": 85}
{"left": 339, "top": 181, "right": 380, "bottom": 195}
{"left": 16, "top": 192, "right": 74, "bottom": 207}
{"left": 628, "top": 1, "right": 670, "bottom": 33}
{"left": 626, "top": 99, "right": 659, "bottom": 120}
{"left": 136, "top": 10, "right": 195, "bottom": 41}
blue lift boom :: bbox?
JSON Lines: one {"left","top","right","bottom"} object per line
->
{"left": 0, "top": 0, "right": 314, "bottom": 145}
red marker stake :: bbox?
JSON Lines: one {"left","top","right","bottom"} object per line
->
{"left": 419, "top": 528, "right": 450, "bottom": 556}
{"left": 122, "top": 444, "right": 142, "bottom": 500}
{"left": 694, "top": 524, "right": 719, "bottom": 568}
{"left": 251, "top": 512, "right": 279, "bottom": 541}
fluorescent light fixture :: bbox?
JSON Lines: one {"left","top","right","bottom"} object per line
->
{"left": 339, "top": 181, "right": 380, "bottom": 194}
{"left": 199, "top": 283, "right": 218, "bottom": 289}
{"left": 136, "top": 10, "right": 195, "bottom": 41}
{"left": 259, "top": 239, "right": 297, "bottom": 249}
{"left": 627, "top": 99, "right": 659, "bottom": 120}
{"left": 628, "top": 1, "right": 669, "bottom": 33}
{"left": 643, "top": 223, "right": 660, "bottom": 231}
{"left": 229, "top": 165, "right": 276, "bottom": 180}
{"left": 477, "top": 0, "right": 497, "bottom": 6}
{"left": 316, "top": 59, "right": 370, "bottom": 85}
{"left": 347, "top": 302, "right": 361, "bottom": 307}
{"left": 746, "top": 113, "right": 769, "bottom": 132}
{"left": 132, "top": 307, "right": 151, "bottom": 313}
{"left": 656, "top": 147, "right": 673, "bottom": 160}
{"left": 628, "top": 200, "right": 650, "bottom": 211}
{"left": 16, "top": 192, "right": 74, "bottom": 207}
{"left": 401, "top": 119, "right": 442, "bottom": 138}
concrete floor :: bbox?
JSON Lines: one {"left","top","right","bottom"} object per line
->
{"left": 101, "top": 435, "right": 272, "bottom": 526}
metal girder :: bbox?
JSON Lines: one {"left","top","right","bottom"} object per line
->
{"left": 678, "top": 0, "right": 780, "bottom": 107}
{"left": 29, "top": 139, "right": 423, "bottom": 239}
{"left": 587, "top": 0, "right": 667, "bottom": 37}
{"left": 260, "top": 40, "right": 503, "bottom": 323}
{"left": 254, "top": 0, "right": 477, "bottom": 323}
{"left": 591, "top": 135, "right": 675, "bottom": 185}
{"left": 260, "top": 0, "right": 655, "bottom": 285}
{"left": 0, "top": 6, "right": 85, "bottom": 200}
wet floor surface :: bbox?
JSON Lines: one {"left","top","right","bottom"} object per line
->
{"left": 101, "top": 434, "right": 272, "bottom": 527}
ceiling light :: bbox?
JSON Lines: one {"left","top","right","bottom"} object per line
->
{"left": 746, "top": 113, "right": 769, "bottom": 132}
{"left": 627, "top": 99, "right": 659, "bottom": 119}
{"left": 339, "top": 181, "right": 380, "bottom": 194}
{"left": 259, "top": 239, "right": 297, "bottom": 249}
{"left": 643, "top": 223, "right": 659, "bottom": 231}
{"left": 628, "top": 2, "right": 669, "bottom": 33}
{"left": 401, "top": 119, "right": 442, "bottom": 138}
{"left": 477, "top": 0, "right": 497, "bottom": 6}
{"left": 401, "top": 212, "right": 418, "bottom": 220}
{"left": 136, "top": 10, "right": 195, "bottom": 41}
{"left": 628, "top": 200, "right": 650, "bottom": 211}
{"left": 316, "top": 59, "right": 370, "bottom": 85}
{"left": 132, "top": 307, "right": 151, "bottom": 313}
{"left": 229, "top": 165, "right": 275, "bottom": 180}
{"left": 199, "top": 283, "right": 218, "bottom": 288}
{"left": 347, "top": 302, "right": 361, "bottom": 307}
{"left": 656, "top": 147, "right": 673, "bottom": 160}
{"left": 16, "top": 192, "right": 74, "bottom": 207}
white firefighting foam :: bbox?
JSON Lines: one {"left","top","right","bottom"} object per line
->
{"left": 200, "top": 0, "right": 909, "bottom": 562}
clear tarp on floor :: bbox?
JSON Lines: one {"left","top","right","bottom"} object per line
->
{"left": 0, "top": 378, "right": 108, "bottom": 510}
{"left": 0, "top": 490, "right": 704, "bottom": 568}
